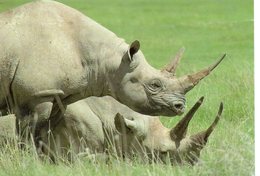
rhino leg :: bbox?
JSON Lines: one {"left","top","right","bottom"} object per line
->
{"left": 30, "top": 89, "right": 65, "bottom": 121}
{"left": 27, "top": 97, "right": 55, "bottom": 136}
{"left": 32, "top": 98, "right": 54, "bottom": 121}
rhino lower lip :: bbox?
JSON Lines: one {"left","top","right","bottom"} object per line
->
{"left": 177, "top": 111, "right": 184, "bottom": 115}
{"left": 172, "top": 107, "right": 185, "bottom": 115}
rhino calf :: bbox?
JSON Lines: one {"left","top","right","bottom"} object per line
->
{"left": 38, "top": 96, "right": 223, "bottom": 165}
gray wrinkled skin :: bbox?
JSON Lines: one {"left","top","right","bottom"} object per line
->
{"left": 0, "top": 0, "right": 224, "bottom": 126}
{"left": 0, "top": 0, "right": 194, "bottom": 125}
{"left": 39, "top": 96, "right": 221, "bottom": 165}
{"left": 146, "top": 92, "right": 186, "bottom": 116}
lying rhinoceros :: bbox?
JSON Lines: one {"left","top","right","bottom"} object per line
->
{"left": 0, "top": 0, "right": 225, "bottom": 128}
{"left": 38, "top": 96, "right": 223, "bottom": 165}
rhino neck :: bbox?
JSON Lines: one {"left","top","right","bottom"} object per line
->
{"left": 75, "top": 15, "right": 130, "bottom": 98}
{"left": 78, "top": 36, "right": 128, "bottom": 98}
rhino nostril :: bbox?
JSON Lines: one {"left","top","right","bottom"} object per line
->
{"left": 174, "top": 103, "right": 184, "bottom": 110}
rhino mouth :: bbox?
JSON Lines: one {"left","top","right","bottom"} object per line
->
{"left": 172, "top": 108, "right": 185, "bottom": 116}
{"left": 163, "top": 105, "right": 185, "bottom": 116}
{"left": 140, "top": 105, "right": 184, "bottom": 116}
{"left": 157, "top": 101, "right": 186, "bottom": 116}
{"left": 148, "top": 92, "right": 186, "bottom": 116}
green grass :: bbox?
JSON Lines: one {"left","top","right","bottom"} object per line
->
{"left": 0, "top": 0, "right": 254, "bottom": 175}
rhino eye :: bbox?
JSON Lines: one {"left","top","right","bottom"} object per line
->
{"left": 149, "top": 80, "right": 162, "bottom": 90}
{"left": 130, "top": 77, "right": 138, "bottom": 83}
{"left": 151, "top": 83, "right": 160, "bottom": 89}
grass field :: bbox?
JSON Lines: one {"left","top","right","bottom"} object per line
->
{"left": 0, "top": 0, "right": 254, "bottom": 175}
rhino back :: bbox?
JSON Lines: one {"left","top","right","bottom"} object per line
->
{"left": 0, "top": 0, "right": 126, "bottom": 105}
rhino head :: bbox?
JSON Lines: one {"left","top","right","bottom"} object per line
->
{"left": 109, "top": 40, "right": 225, "bottom": 116}
{"left": 114, "top": 97, "right": 223, "bottom": 165}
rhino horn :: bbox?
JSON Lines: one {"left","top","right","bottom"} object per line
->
{"left": 191, "top": 102, "right": 223, "bottom": 145}
{"left": 178, "top": 54, "right": 226, "bottom": 93}
{"left": 161, "top": 47, "right": 185, "bottom": 74}
{"left": 170, "top": 97, "right": 204, "bottom": 145}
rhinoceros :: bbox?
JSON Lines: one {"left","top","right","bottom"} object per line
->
{"left": 0, "top": 0, "right": 225, "bottom": 126}
{"left": 38, "top": 96, "right": 223, "bottom": 165}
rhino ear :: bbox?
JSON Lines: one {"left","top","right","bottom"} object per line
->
{"left": 114, "top": 113, "right": 137, "bottom": 133}
{"left": 127, "top": 40, "right": 140, "bottom": 61}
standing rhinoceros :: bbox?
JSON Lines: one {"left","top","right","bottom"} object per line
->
{"left": 0, "top": 1, "right": 224, "bottom": 127}
{"left": 38, "top": 96, "right": 223, "bottom": 165}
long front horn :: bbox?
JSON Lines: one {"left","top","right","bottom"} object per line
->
{"left": 191, "top": 102, "right": 223, "bottom": 145}
{"left": 170, "top": 97, "right": 204, "bottom": 145}
{"left": 161, "top": 47, "right": 185, "bottom": 74}
{"left": 178, "top": 54, "right": 226, "bottom": 93}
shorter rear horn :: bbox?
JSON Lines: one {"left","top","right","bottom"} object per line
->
{"left": 161, "top": 47, "right": 185, "bottom": 75}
